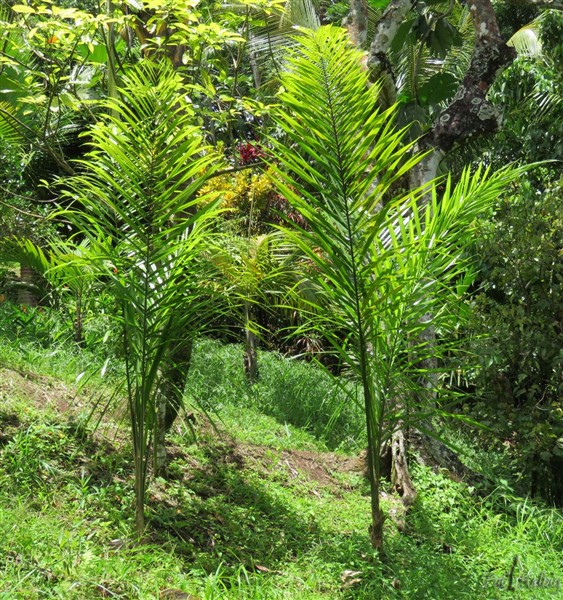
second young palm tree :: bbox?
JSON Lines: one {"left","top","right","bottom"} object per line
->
{"left": 271, "top": 26, "right": 525, "bottom": 552}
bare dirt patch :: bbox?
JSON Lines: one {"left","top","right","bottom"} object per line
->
{"left": 238, "top": 443, "right": 365, "bottom": 488}
{"left": 167, "top": 414, "right": 366, "bottom": 490}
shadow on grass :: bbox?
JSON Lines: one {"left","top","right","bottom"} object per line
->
{"left": 374, "top": 492, "right": 499, "bottom": 600}
{"left": 148, "top": 438, "right": 317, "bottom": 568}
{"left": 0, "top": 409, "right": 513, "bottom": 598}
{"left": 143, "top": 437, "right": 499, "bottom": 599}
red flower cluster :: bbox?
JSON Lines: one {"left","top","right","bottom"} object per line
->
{"left": 238, "top": 142, "right": 264, "bottom": 165}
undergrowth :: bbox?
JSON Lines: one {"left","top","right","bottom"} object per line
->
{"left": 187, "top": 338, "right": 365, "bottom": 452}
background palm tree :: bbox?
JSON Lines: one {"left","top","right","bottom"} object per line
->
{"left": 212, "top": 231, "right": 298, "bottom": 382}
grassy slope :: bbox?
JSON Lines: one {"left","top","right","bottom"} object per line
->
{"left": 0, "top": 312, "right": 561, "bottom": 598}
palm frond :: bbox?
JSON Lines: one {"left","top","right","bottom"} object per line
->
{"left": 530, "top": 83, "right": 563, "bottom": 120}
{"left": 0, "top": 102, "right": 25, "bottom": 145}
{"left": 248, "top": 0, "right": 318, "bottom": 55}
{"left": 280, "top": 0, "right": 320, "bottom": 30}
{"left": 508, "top": 20, "right": 542, "bottom": 57}
{"left": 439, "top": 6, "right": 474, "bottom": 81}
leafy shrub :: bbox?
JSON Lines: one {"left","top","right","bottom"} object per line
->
{"left": 197, "top": 167, "right": 304, "bottom": 235}
{"left": 0, "top": 263, "right": 18, "bottom": 302}
{"left": 465, "top": 179, "right": 563, "bottom": 504}
{"left": 0, "top": 302, "right": 69, "bottom": 346}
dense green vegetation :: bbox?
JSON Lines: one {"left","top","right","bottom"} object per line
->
{"left": 0, "top": 0, "right": 561, "bottom": 596}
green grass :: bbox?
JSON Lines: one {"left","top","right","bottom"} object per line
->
{"left": 186, "top": 338, "right": 365, "bottom": 452}
{"left": 0, "top": 303, "right": 123, "bottom": 390}
{"left": 0, "top": 303, "right": 561, "bottom": 598}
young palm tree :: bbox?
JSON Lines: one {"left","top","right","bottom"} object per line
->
{"left": 58, "top": 61, "right": 225, "bottom": 533}
{"left": 211, "top": 231, "right": 298, "bottom": 382}
{"left": 271, "top": 26, "right": 524, "bottom": 552}
{"left": 0, "top": 237, "right": 99, "bottom": 344}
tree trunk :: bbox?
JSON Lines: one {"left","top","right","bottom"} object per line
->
{"left": 17, "top": 265, "right": 38, "bottom": 307}
{"left": 391, "top": 426, "right": 417, "bottom": 506}
{"left": 153, "top": 338, "right": 193, "bottom": 476}
{"left": 365, "top": 409, "right": 385, "bottom": 554}
{"left": 366, "top": 0, "right": 416, "bottom": 107}
{"left": 345, "top": 0, "right": 369, "bottom": 48}
{"left": 243, "top": 302, "right": 259, "bottom": 384}
{"left": 154, "top": 391, "right": 168, "bottom": 478}
{"left": 427, "top": 0, "right": 516, "bottom": 155}
{"left": 74, "top": 291, "right": 85, "bottom": 347}
{"left": 134, "top": 451, "right": 146, "bottom": 534}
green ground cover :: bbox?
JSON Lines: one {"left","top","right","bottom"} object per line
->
{"left": 0, "top": 306, "right": 561, "bottom": 599}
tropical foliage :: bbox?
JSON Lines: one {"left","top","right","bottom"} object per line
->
{"left": 456, "top": 9, "right": 563, "bottom": 505}
{"left": 0, "top": 0, "right": 560, "bottom": 589}
{"left": 53, "top": 61, "right": 226, "bottom": 531}
{"left": 271, "top": 26, "right": 527, "bottom": 550}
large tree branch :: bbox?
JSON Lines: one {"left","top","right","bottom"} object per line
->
{"left": 365, "top": 0, "right": 417, "bottom": 105}
{"left": 368, "top": 0, "right": 417, "bottom": 59}
{"left": 345, "top": 0, "right": 369, "bottom": 48}
{"left": 428, "top": 0, "right": 516, "bottom": 152}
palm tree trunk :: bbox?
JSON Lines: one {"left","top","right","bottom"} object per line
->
{"left": 163, "top": 339, "right": 193, "bottom": 430}
{"left": 243, "top": 302, "right": 259, "bottom": 384}
{"left": 153, "top": 338, "right": 193, "bottom": 476}
{"left": 134, "top": 452, "right": 146, "bottom": 534}
{"left": 365, "top": 398, "right": 385, "bottom": 553}
{"left": 154, "top": 392, "right": 168, "bottom": 477}
{"left": 391, "top": 426, "right": 417, "bottom": 506}
{"left": 74, "top": 291, "right": 84, "bottom": 346}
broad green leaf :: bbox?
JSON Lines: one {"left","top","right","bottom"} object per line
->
{"left": 11, "top": 4, "right": 36, "bottom": 13}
